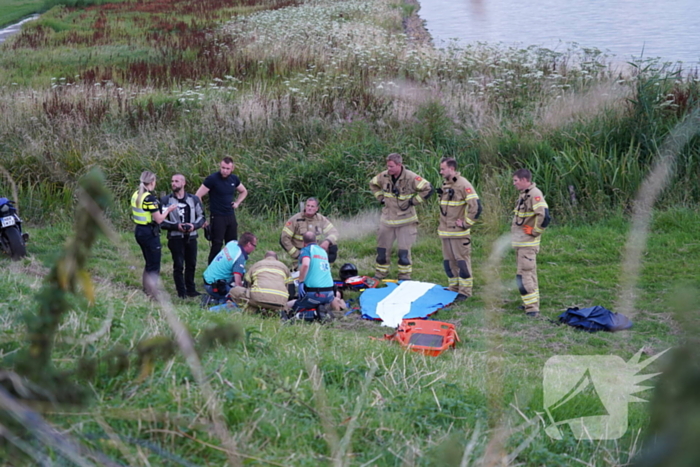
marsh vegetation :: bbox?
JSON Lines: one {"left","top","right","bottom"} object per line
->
{"left": 0, "top": 0, "right": 699, "bottom": 465}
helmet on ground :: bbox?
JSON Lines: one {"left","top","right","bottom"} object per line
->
{"left": 339, "top": 263, "right": 358, "bottom": 281}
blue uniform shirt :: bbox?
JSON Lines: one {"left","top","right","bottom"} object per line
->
{"left": 203, "top": 240, "right": 248, "bottom": 284}
{"left": 298, "top": 243, "right": 333, "bottom": 288}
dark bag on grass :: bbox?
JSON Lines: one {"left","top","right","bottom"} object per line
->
{"left": 558, "top": 306, "right": 633, "bottom": 332}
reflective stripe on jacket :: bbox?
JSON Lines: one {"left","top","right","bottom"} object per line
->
{"left": 438, "top": 173, "right": 481, "bottom": 238}
{"left": 280, "top": 212, "right": 339, "bottom": 258}
{"left": 160, "top": 193, "right": 205, "bottom": 239}
{"left": 369, "top": 168, "right": 433, "bottom": 227}
{"left": 511, "top": 183, "right": 550, "bottom": 248}
{"left": 247, "top": 257, "right": 292, "bottom": 307}
{"left": 131, "top": 190, "right": 156, "bottom": 225}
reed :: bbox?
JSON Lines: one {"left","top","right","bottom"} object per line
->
{"left": 0, "top": 0, "right": 698, "bottom": 224}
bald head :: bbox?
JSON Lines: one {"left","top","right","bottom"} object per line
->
{"left": 264, "top": 251, "right": 278, "bottom": 260}
{"left": 303, "top": 231, "right": 316, "bottom": 245}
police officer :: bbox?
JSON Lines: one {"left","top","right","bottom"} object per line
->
{"left": 280, "top": 197, "right": 340, "bottom": 263}
{"left": 131, "top": 171, "right": 178, "bottom": 299}
{"left": 229, "top": 251, "right": 292, "bottom": 312}
{"left": 511, "top": 168, "right": 551, "bottom": 317}
{"left": 369, "top": 153, "right": 433, "bottom": 280}
{"left": 161, "top": 174, "right": 205, "bottom": 299}
{"left": 438, "top": 157, "right": 481, "bottom": 301}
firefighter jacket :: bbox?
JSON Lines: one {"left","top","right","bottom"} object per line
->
{"left": 160, "top": 193, "right": 205, "bottom": 239}
{"left": 511, "top": 183, "right": 551, "bottom": 248}
{"left": 370, "top": 167, "right": 433, "bottom": 227}
{"left": 280, "top": 212, "right": 339, "bottom": 259}
{"left": 245, "top": 257, "right": 292, "bottom": 307}
{"left": 438, "top": 173, "right": 481, "bottom": 238}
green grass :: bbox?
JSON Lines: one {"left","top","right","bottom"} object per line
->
{"left": 1, "top": 205, "right": 697, "bottom": 465}
{"left": 0, "top": 0, "right": 44, "bottom": 28}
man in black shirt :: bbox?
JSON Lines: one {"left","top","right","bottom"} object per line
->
{"left": 161, "top": 174, "right": 206, "bottom": 298}
{"left": 195, "top": 157, "right": 248, "bottom": 264}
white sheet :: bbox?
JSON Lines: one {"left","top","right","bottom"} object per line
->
{"left": 376, "top": 281, "right": 436, "bottom": 328}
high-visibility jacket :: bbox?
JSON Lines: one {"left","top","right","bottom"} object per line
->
{"left": 131, "top": 190, "right": 158, "bottom": 225}
{"left": 438, "top": 173, "right": 481, "bottom": 238}
{"left": 511, "top": 183, "right": 551, "bottom": 248}
{"left": 246, "top": 257, "right": 292, "bottom": 307}
{"left": 370, "top": 167, "right": 433, "bottom": 227}
{"left": 280, "top": 212, "right": 339, "bottom": 259}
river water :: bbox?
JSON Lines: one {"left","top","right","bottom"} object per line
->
{"left": 0, "top": 15, "right": 38, "bottom": 43}
{"left": 417, "top": 0, "right": 700, "bottom": 66}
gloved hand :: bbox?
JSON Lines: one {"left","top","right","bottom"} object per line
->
{"left": 297, "top": 282, "right": 306, "bottom": 298}
{"left": 522, "top": 225, "right": 534, "bottom": 235}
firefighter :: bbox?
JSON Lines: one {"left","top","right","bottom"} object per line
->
{"left": 511, "top": 168, "right": 551, "bottom": 317}
{"left": 280, "top": 197, "right": 340, "bottom": 263}
{"left": 369, "top": 153, "right": 433, "bottom": 280}
{"left": 229, "top": 251, "right": 292, "bottom": 313}
{"left": 437, "top": 157, "right": 481, "bottom": 301}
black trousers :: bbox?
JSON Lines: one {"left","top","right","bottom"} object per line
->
{"left": 207, "top": 213, "right": 237, "bottom": 264}
{"left": 135, "top": 225, "right": 161, "bottom": 274}
{"left": 168, "top": 236, "right": 198, "bottom": 297}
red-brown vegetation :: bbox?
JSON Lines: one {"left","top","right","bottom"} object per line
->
{"left": 10, "top": 0, "right": 302, "bottom": 86}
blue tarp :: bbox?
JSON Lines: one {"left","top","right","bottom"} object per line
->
{"left": 558, "top": 306, "right": 633, "bottom": 332}
{"left": 360, "top": 281, "right": 458, "bottom": 323}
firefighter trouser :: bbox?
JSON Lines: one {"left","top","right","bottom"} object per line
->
{"left": 229, "top": 286, "right": 287, "bottom": 312}
{"left": 515, "top": 247, "right": 539, "bottom": 313}
{"left": 441, "top": 236, "right": 472, "bottom": 297}
{"left": 375, "top": 223, "right": 417, "bottom": 280}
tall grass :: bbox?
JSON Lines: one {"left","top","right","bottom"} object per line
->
{"left": 0, "top": 0, "right": 698, "bottom": 227}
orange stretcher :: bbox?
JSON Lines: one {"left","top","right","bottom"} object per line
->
{"left": 383, "top": 319, "right": 460, "bottom": 356}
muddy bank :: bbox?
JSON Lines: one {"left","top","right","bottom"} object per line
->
{"left": 403, "top": 0, "right": 432, "bottom": 46}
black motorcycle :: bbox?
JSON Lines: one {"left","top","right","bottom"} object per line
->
{"left": 0, "top": 197, "right": 28, "bottom": 260}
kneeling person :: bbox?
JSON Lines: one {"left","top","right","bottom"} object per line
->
{"left": 229, "top": 251, "right": 292, "bottom": 312}
{"left": 202, "top": 232, "right": 257, "bottom": 304}
{"left": 289, "top": 231, "right": 335, "bottom": 313}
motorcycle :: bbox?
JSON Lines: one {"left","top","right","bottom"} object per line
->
{"left": 0, "top": 197, "right": 28, "bottom": 260}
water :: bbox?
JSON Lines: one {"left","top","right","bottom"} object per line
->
{"left": 0, "top": 15, "right": 38, "bottom": 44}
{"left": 417, "top": 0, "right": 700, "bottom": 66}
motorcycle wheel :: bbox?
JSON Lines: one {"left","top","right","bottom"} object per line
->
{"left": 3, "top": 227, "right": 27, "bottom": 260}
